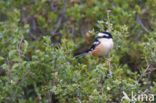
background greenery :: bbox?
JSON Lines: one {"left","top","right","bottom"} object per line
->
{"left": 0, "top": 0, "right": 156, "bottom": 102}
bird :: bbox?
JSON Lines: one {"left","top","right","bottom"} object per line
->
{"left": 74, "top": 31, "right": 113, "bottom": 58}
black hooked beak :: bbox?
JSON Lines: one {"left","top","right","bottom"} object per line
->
{"left": 95, "top": 36, "right": 98, "bottom": 38}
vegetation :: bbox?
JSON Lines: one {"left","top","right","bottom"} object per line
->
{"left": 0, "top": 0, "right": 156, "bottom": 102}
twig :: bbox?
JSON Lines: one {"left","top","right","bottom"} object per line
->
{"left": 119, "top": 76, "right": 123, "bottom": 102}
{"left": 108, "top": 53, "right": 112, "bottom": 78}
{"left": 137, "top": 16, "right": 151, "bottom": 34}
{"left": 53, "top": 17, "right": 63, "bottom": 34}
{"left": 54, "top": 4, "right": 66, "bottom": 34}
{"left": 71, "top": 24, "right": 75, "bottom": 38}
{"left": 20, "top": 7, "right": 37, "bottom": 40}
{"left": 15, "top": 70, "right": 31, "bottom": 85}
{"left": 49, "top": 0, "right": 66, "bottom": 35}
{"left": 48, "top": 58, "right": 58, "bottom": 103}
{"left": 98, "top": 75, "right": 103, "bottom": 94}
{"left": 52, "top": 57, "right": 57, "bottom": 86}
{"left": 107, "top": 10, "right": 111, "bottom": 22}
{"left": 137, "top": 64, "right": 151, "bottom": 83}
{"left": 6, "top": 58, "right": 12, "bottom": 80}
{"left": 17, "top": 36, "right": 24, "bottom": 58}
{"left": 76, "top": 97, "right": 82, "bottom": 103}
{"left": 48, "top": 91, "right": 57, "bottom": 103}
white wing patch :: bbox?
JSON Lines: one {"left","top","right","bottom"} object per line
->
{"left": 90, "top": 41, "right": 100, "bottom": 51}
{"left": 93, "top": 41, "right": 99, "bottom": 45}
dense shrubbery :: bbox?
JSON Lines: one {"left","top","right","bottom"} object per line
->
{"left": 0, "top": 0, "right": 156, "bottom": 102}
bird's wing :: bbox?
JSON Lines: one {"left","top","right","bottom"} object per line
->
{"left": 89, "top": 40, "right": 101, "bottom": 51}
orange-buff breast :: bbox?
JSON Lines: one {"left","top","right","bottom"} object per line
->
{"left": 91, "top": 44, "right": 105, "bottom": 57}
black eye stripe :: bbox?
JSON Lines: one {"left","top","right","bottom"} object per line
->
{"left": 97, "top": 36, "right": 109, "bottom": 38}
{"left": 103, "top": 35, "right": 108, "bottom": 37}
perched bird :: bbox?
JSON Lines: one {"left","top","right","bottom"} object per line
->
{"left": 74, "top": 32, "right": 113, "bottom": 58}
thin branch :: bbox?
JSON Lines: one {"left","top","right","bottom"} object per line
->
{"left": 54, "top": 17, "right": 63, "bottom": 33}
{"left": 6, "top": 58, "right": 12, "bottom": 80}
{"left": 137, "top": 64, "right": 151, "bottom": 83}
{"left": 48, "top": 58, "right": 58, "bottom": 103}
{"left": 52, "top": 57, "right": 57, "bottom": 86}
{"left": 76, "top": 97, "right": 82, "bottom": 103}
{"left": 17, "top": 36, "right": 24, "bottom": 58}
{"left": 54, "top": 4, "right": 66, "bottom": 34}
{"left": 49, "top": 0, "right": 66, "bottom": 35}
{"left": 119, "top": 76, "right": 123, "bottom": 102}
{"left": 98, "top": 75, "right": 103, "bottom": 94}
{"left": 108, "top": 53, "right": 112, "bottom": 78}
{"left": 15, "top": 70, "right": 31, "bottom": 85}
{"left": 137, "top": 16, "right": 151, "bottom": 34}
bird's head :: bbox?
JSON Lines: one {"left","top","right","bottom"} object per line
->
{"left": 96, "top": 32, "right": 113, "bottom": 39}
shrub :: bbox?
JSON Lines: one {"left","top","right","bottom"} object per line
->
{"left": 0, "top": 0, "right": 155, "bottom": 102}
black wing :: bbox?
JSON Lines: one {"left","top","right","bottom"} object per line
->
{"left": 89, "top": 40, "right": 100, "bottom": 51}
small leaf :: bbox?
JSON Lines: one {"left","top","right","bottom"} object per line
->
{"left": 0, "top": 56, "right": 4, "bottom": 61}
{"left": 12, "top": 63, "right": 19, "bottom": 70}
{"left": 9, "top": 50, "right": 17, "bottom": 58}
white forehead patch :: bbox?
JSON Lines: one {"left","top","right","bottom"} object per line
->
{"left": 97, "top": 32, "right": 108, "bottom": 37}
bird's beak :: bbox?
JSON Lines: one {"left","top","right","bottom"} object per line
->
{"left": 96, "top": 36, "right": 101, "bottom": 39}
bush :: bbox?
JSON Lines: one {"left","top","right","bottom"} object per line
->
{"left": 0, "top": 0, "right": 156, "bottom": 102}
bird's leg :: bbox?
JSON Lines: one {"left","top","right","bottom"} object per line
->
{"left": 108, "top": 53, "right": 112, "bottom": 78}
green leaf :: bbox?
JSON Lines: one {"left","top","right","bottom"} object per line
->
{"left": 12, "top": 63, "right": 19, "bottom": 70}
{"left": 0, "top": 56, "right": 4, "bottom": 61}
{"left": 9, "top": 50, "right": 17, "bottom": 58}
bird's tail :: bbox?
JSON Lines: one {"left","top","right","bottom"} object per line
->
{"left": 74, "top": 51, "right": 91, "bottom": 58}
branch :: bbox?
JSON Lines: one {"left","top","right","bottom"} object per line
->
{"left": 49, "top": 0, "right": 66, "bottom": 35}
{"left": 17, "top": 36, "right": 24, "bottom": 58}
{"left": 15, "top": 70, "right": 31, "bottom": 85}
{"left": 76, "top": 97, "right": 82, "bottom": 103}
{"left": 108, "top": 53, "right": 112, "bottom": 78}
{"left": 137, "top": 64, "right": 151, "bottom": 83}
{"left": 137, "top": 16, "right": 151, "bottom": 34}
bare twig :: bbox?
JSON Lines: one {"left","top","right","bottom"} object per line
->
{"left": 137, "top": 64, "right": 151, "bottom": 83}
{"left": 107, "top": 10, "right": 111, "bottom": 22}
{"left": 49, "top": 0, "right": 66, "bottom": 35}
{"left": 108, "top": 53, "right": 112, "bottom": 78}
{"left": 53, "top": 17, "right": 63, "bottom": 34}
{"left": 15, "top": 70, "right": 31, "bottom": 85}
{"left": 137, "top": 16, "right": 151, "bottom": 34}
{"left": 48, "top": 91, "right": 58, "bottom": 103}
{"left": 17, "top": 36, "right": 24, "bottom": 58}
{"left": 6, "top": 58, "right": 12, "bottom": 80}
{"left": 119, "top": 76, "right": 123, "bottom": 102}
{"left": 48, "top": 58, "right": 58, "bottom": 103}
{"left": 98, "top": 75, "right": 103, "bottom": 94}
{"left": 52, "top": 57, "right": 57, "bottom": 86}
{"left": 71, "top": 24, "right": 75, "bottom": 38}
{"left": 76, "top": 97, "right": 82, "bottom": 103}
{"left": 20, "top": 7, "right": 37, "bottom": 40}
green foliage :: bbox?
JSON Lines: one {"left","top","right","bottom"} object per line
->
{"left": 0, "top": 0, "right": 156, "bottom": 102}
